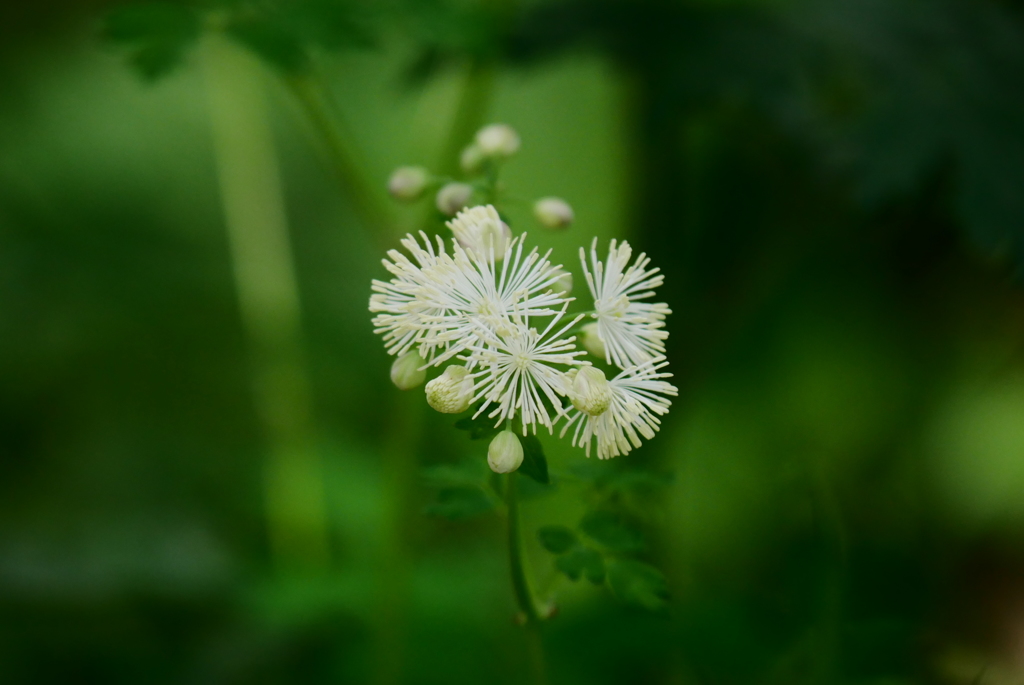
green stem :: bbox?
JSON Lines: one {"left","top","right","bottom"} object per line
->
{"left": 283, "top": 70, "right": 394, "bottom": 249}
{"left": 506, "top": 472, "right": 543, "bottom": 625}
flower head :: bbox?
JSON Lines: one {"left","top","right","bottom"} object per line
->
{"left": 533, "top": 197, "right": 574, "bottom": 230}
{"left": 465, "top": 306, "right": 585, "bottom": 434}
{"left": 580, "top": 238, "right": 671, "bottom": 369}
{"left": 488, "top": 430, "right": 524, "bottom": 474}
{"left": 370, "top": 231, "right": 453, "bottom": 359}
{"left": 447, "top": 205, "right": 511, "bottom": 260}
{"left": 425, "top": 365, "right": 475, "bottom": 414}
{"left": 388, "top": 166, "right": 429, "bottom": 201}
{"left": 475, "top": 124, "right": 520, "bottom": 158}
{"left": 569, "top": 365, "right": 612, "bottom": 416}
{"left": 436, "top": 182, "right": 473, "bottom": 216}
{"left": 560, "top": 357, "right": 677, "bottom": 459}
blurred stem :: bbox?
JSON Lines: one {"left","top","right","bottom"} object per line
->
{"left": 437, "top": 60, "right": 495, "bottom": 176}
{"left": 202, "top": 36, "right": 330, "bottom": 570}
{"left": 506, "top": 472, "right": 548, "bottom": 684}
{"left": 283, "top": 70, "right": 394, "bottom": 249}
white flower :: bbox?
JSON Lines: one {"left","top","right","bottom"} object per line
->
{"left": 465, "top": 307, "right": 585, "bottom": 435}
{"left": 425, "top": 365, "right": 475, "bottom": 414}
{"left": 418, "top": 234, "right": 570, "bottom": 366}
{"left": 475, "top": 124, "right": 520, "bottom": 158}
{"left": 560, "top": 357, "right": 677, "bottom": 459}
{"left": 580, "top": 238, "right": 671, "bottom": 369}
{"left": 447, "top": 205, "right": 511, "bottom": 260}
{"left": 387, "top": 166, "right": 429, "bottom": 201}
{"left": 390, "top": 350, "right": 427, "bottom": 390}
{"left": 569, "top": 365, "right": 612, "bottom": 416}
{"left": 436, "top": 182, "right": 473, "bottom": 216}
{"left": 533, "top": 197, "right": 574, "bottom": 230}
{"left": 548, "top": 267, "right": 573, "bottom": 297}
{"left": 370, "top": 231, "right": 453, "bottom": 359}
{"left": 488, "top": 430, "right": 524, "bottom": 474}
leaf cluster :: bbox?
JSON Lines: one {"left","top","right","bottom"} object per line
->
{"left": 537, "top": 508, "right": 668, "bottom": 614}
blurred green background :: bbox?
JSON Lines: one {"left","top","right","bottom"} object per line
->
{"left": 4, "top": 0, "right": 1024, "bottom": 683}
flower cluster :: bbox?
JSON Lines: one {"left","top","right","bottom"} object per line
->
{"left": 371, "top": 207, "right": 677, "bottom": 464}
{"left": 373, "top": 123, "right": 676, "bottom": 468}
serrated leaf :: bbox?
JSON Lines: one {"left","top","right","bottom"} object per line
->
{"left": 606, "top": 559, "right": 669, "bottom": 613}
{"left": 555, "top": 546, "right": 604, "bottom": 584}
{"left": 226, "top": 19, "right": 309, "bottom": 73}
{"left": 579, "top": 510, "right": 644, "bottom": 552}
{"left": 537, "top": 525, "right": 577, "bottom": 554}
{"left": 421, "top": 460, "right": 487, "bottom": 488}
{"left": 104, "top": 3, "right": 201, "bottom": 81}
{"left": 453, "top": 412, "right": 501, "bottom": 440}
{"left": 424, "top": 487, "right": 494, "bottom": 520}
{"left": 518, "top": 434, "right": 549, "bottom": 485}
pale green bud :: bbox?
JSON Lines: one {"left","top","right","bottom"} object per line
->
{"left": 549, "top": 267, "right": 573, "bottom": 297}
{"left": 581, "top": 322, "right": 607, "bottom": 360}
{"left": 488, "top": 429, "right": 524, "bottom": 474}
{"left": 425, "top": 365, "right": 474, "bottom": 414}
{"left": 570, "top": 365, "right": 612, "bottom": 416}
{"left": 533, "top": 197, "right": 574, "bottom": 230}
{"left": 475, "top": 123, "right": 520, "bottom": 158}
{"left": 460, "top": 144, "right": 485, "bottom": 174}
{"left": 390, "top": 351, "right": 427, "bottom": 390}
{"left": 388, "top": 166, "right": 429, "bottom": 202}
{"left": 435, "top": 182, "right": 473, "bottom": 216}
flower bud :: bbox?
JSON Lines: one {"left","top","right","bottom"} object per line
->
{"left": 435, "top": 182, "right": 473, "bottom": 216}
{"left": 447, "top": 205, "right": 512, "bottom": 260}
{"left": 390, "top": 351, "right": 427, "bottom": 390}
{"left": 425, "top": 365, "right": 474, "bottom": 414}
{"left": 570, "top": 365, "right": 612, "bottom": 416}
{"left": 548, "top": 267, "right": 573, "bottom": 297}
{"left": 460, "top": 144, "right": 485, "bottom": 174}
{"left": 488, "top": 430, "right": 524, "bottom": 474}
{"left": 533, "top": 197, "right": 574, "bottom": 230}
{"left": 581, "top": 322, "right": 607, "bottom": 360}
{"left": 475, "top": 123, "right": 520, "bottom": 159}
{"left": 387, "top": 166, "right": 429, "bottom": 202}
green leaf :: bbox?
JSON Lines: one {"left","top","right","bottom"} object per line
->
{"left": 606, "top": 559, "right": 669, "bottom": 614}
{"left": 421, "top": 459, "right": 487, "bottom": 489}
{"left": 518, "top": 434, "right": 549, "bottom": 485}
{"left": 555, "top": 546, "right": 605, "bottom": 584}
{"left": 226, "top": 19, "right": 309, "bottom": 73}
{"left": 537, "top": 525, "right": 577, "bottom": 554}
{"left": 453, "top": 412, "right": 501, "bottom": 440}
{"left": 424, "top": 487, "right": 494, "bottom": 520}
{"left": 104, "top": 3, "right": 201, "bottom": 81}
{"left": 579, "top": 510, "right": 644, "bottom": 552}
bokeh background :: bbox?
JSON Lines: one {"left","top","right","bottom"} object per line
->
{"left": 4, "top": 1, "right": 1024, "bottom": 683}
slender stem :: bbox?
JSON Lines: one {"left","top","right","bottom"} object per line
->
{"left": 283, "top": 71, "right": 395, "bottom": 250}
{"left": 506, "top": 472, "right": 543, "bottom": 625}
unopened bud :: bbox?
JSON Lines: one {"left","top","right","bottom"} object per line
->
{"left": 475, "top": 123, "right": 520, "bottom": 158}
{"left": 570, "top": 365, "right": 612, "bottom": 416}
{"left": 533, "top": 197, "right": 574, "bottom": 230}
{"left": 460, "top": 144, "right": 485, "bottom": 174}
{"left": 581, "top": 322, "right": 607, "bottom": 360}
{"left": 435, "top": 182, "right": 473, "bottom": 216}
{"left": 388, "top": 166, "right": 429, "bottom": 202}
{"left": 425, "top": 365, "right": 474, "bottom": 414}
{"left": 548, "top": 267, "right": 573, "bottom": 297}
{"left": 390, "top": 351, "right": 427, "bottom": 390}
{"left": 447, "top": 205, "right": 512, "bottom": 260}
{"left": 488, "top": 430, "right": 524, "bottom": 474}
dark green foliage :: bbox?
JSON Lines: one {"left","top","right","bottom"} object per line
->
{"left": 537, "top": 525, "right": 577, "bottom": 554}
{"left": 104, "top": 3, "right": 201, "bottom": 80}
{"left": 517, "top": 434, "right": 549, "bottom": 485}
{"left": 556, "top": 546, "right": 605, "bottom": 584}
{"left": 579, "top": 510, "right": 644, "bottom": 553}
{"left": 453, "top": 411, "right": 501, "bottom": 441}
{"left": 424, "top": 486, "right": 495, "bottom": 520}
{"left": 606, "top": 560, "right": 669, "bottom": 614}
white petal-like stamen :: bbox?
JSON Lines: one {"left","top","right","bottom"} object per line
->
{"left": 560, "top": 357, "right": 677, "bottom": 459}
{"left": 580, "top": 238, "right": 671, "bottom": 370}
{"left": 464, "top": 306, "right": 585, "bottom": 435}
